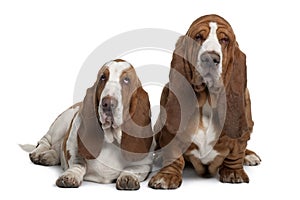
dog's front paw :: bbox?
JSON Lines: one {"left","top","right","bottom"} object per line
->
{"left": 148, "top": 172, "right": 182, "bottom": 189}
{"left": 116, "top": 175, "right": 140, "bottom": 190}
{"left": 56, "top": 173, "right": 81, "bottom": 188}
{"left": 219, "top": 167, "right": 249, "bottom": 183}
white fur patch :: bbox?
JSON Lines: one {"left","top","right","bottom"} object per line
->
{"left": 48, "top": 106, "right": 80, "bottom": 145}
{"left": 84, "top": 140, "right": 152, "bottom": 183}
{"left": 244, "top": 154, "right": 261, "bottom": 166}
{"left": 191, "top": 102, "right": 219, "bottom": 164}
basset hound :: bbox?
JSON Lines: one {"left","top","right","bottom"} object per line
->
{"left": 149, "top": 14, "right": 261, "bottom": 189}
{"left": 27, "top": 59, "right": 154, "bottom": 190}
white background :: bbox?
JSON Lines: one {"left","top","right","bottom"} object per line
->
{"left": 1, "top": 0, "right": 299, "bottom": 199}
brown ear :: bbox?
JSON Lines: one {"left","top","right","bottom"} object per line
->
{"left": 222, "top": 44, "right": 250, "bottom": 138}
{"left": 163, "top": 36, "right": 198, "bottom": 136}
{"left": 155, "top": 36, "right": 200, "bottom": 162}
{"left": 170, "top": 36, "right": 193, "bottom": 83}
{"left": 77, "top": 78, "right": 104, "bottom": 159}
{"left": 121, "top": 87, "right": 153, "bottom": 162}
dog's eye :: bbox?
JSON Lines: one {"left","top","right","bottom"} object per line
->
{"left": 100, "top": 74, "right": 106, "bottom": 81}
{"left": 195, "top": 33, "right": 203, "bottom": 41}
{"left": 123, "top": 77, "right": 130, "bottom": 84}
{"left": 220, "top": 37, "right": 229, "bottom": 45}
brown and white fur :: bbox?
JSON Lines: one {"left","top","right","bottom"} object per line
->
{"left": 149, "top": 15, "right": 261, "bottom": 189}
{"left": 25, "top": 59, "right": 154, "bottom": 190}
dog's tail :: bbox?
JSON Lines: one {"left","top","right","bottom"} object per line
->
{"left": 19, "top": 144, "right": 36, "bottom": 152}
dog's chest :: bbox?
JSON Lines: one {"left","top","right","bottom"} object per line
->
{"left": 84, "top": 142, "right": 126, "bottom": 183}
{"left": 190, "top": 102, "right": 220, "bottom": 164}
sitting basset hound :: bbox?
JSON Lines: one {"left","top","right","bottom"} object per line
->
{"left": 26, "top": 59, "right": 154, "bottom": 190}
{"left": 149, "top": 14, "right": 261, "bottom": 189}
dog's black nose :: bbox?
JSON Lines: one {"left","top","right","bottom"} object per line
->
{"left": 200, "top": 51, "right": 220, "bottom": 67}
{"left": 101, "top": 96, "right": 118, "bottom": 114}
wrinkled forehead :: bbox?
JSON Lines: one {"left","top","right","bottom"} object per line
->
{"left": 187, "top": 15, "right": 234, "bottom": 36}
{"left": 103, "top": 60, "right": 133, "bottom": 81}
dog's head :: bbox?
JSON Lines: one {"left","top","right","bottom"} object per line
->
{"left": 77, "top": 59, "right": 153, "bottom": 161}
{"left": 171, "top": 14, "right": 243, "bottom": 93}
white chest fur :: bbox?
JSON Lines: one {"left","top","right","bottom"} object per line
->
{"left": 190, "top": 102, "right": 220, "bottom": 165}
{"left": 84, "top": 142, "right": 125, "bottom": 183}
{"left": 84, "top": 141, "right": 153, "bottom": 183}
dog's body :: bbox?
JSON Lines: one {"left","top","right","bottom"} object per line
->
{"left": 149, "top": 15, "right": 260, "bottom": 189}
{"left": 28, "top": 59, "right": 154, "bottom": 190}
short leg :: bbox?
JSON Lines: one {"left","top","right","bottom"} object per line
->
{"left": 29, "top": 106, "right": 79, "bottom": 166}
{"left": 148, "top": 156, "right": 184, "bottom": 189}
{"left": 208, "top": 146, "right": 230, "bottom": 176}
{"left": 188, "top": 147, "right": 229, "bottom": 178}
{"left": 29, "top": 135, "right": 60, "bottom": 166}
{"left": 56, "top": 163, "right": 86, "bottom": 188}
{"left": 244, "top": 149, "right": 261, "bottom": 166}
{"left": 116, "top": 165, "right": 151, "bottom": 190}
{"left": 188, "top": 155, "right": 206, "bottom": 176}
{"left": 219, "top": 135, "right": 249, "bottom": 183}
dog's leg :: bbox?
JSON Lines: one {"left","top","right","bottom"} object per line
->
{"left": 29, "top": 134, "right": 60, "bottom": 166}
{"left": 187, "top": 155, "right": 206, "bottom": 176}
{"left": 56, "top": 162, "right": 86, "bottom": 188}
{"left": 148, "top": 156, "right": 184, "bottom": 189}
{"left": 219, "top": 133, "right": 250, "bottom": 183}
{"left": 29, "top": 106, "right": 79, "bottom": 166}
{"left": 116, "top": 164, "right": 151, "bottom": 190}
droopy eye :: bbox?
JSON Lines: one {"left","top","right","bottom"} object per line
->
{"left": 100, "top": 74, "right": 106, "bottom": 81}
{"left": 220, "top": 37, "right": 229, "bottom": 45}
{"left": 195, "top": 33, "right": 203, "bottom": 41}
{"left": 123, "top": 77, "right": 130, "bottom": 84}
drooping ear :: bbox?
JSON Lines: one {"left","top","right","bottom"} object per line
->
{"left": 163, "top": 36, "right": 198, "bottom": 136}
{"left": 170, "top": 35, "right": 193, "bottom": 83}
{"left": 121, "top": 87, "right": 153, "bottom": 162}
{"left": 222, "top": 44, "right": 249, "bottom": 138}
{"left": 77, "top": 78, "right": 104, "bottom": 159}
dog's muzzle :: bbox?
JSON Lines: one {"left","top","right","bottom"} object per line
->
{"left": 101, "top": 95, "right": 118, "bottom": 121}
{"left": 200, "top": 51, "right": 220, "bottom": 68}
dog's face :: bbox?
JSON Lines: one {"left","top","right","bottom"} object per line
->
{"left": 97, "top": 59, "right": 140, "bottom": 130}
{"left": 186, "top": 16, "right": 236, "bottom": 89}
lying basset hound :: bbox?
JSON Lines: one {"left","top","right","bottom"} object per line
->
{"left": 149, "top": 14, "right": 261, "bottom": 189}
{"left": 27, "top": 59, "right": 154, "bottom": 190}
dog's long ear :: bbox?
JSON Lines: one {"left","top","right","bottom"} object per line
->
{"left": 170, "top": 36, "right": 193, "bottom": 84}
{"left": 77, "top": 75, "right": 104, "bottom": 159}
{"left": 163, "top": 36, "right": 198, "bottom": 136}
{"left": 121, "top": 86, "right": 153, "bottom": 162}
{"left": 222, "top": 44, "right": 249, "bottom": 138}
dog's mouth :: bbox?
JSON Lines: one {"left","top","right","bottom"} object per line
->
{"left": 202, "top": 74, "right": 217, "bottom": 88}
{"left": 103, "top": 112, "right": 114, "bottom": 122}
{"left": 100, "top": 112, "right": 119, "bottom": 129}
{"left": 192, "top": 71, "right": 222, "bottom": 93}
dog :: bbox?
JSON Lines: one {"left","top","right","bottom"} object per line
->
{"left": 22, "top": 59, "right": 154, "bottom": 190}
{"left": 149, "top": 14, "right": 261, "bottom": 189}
